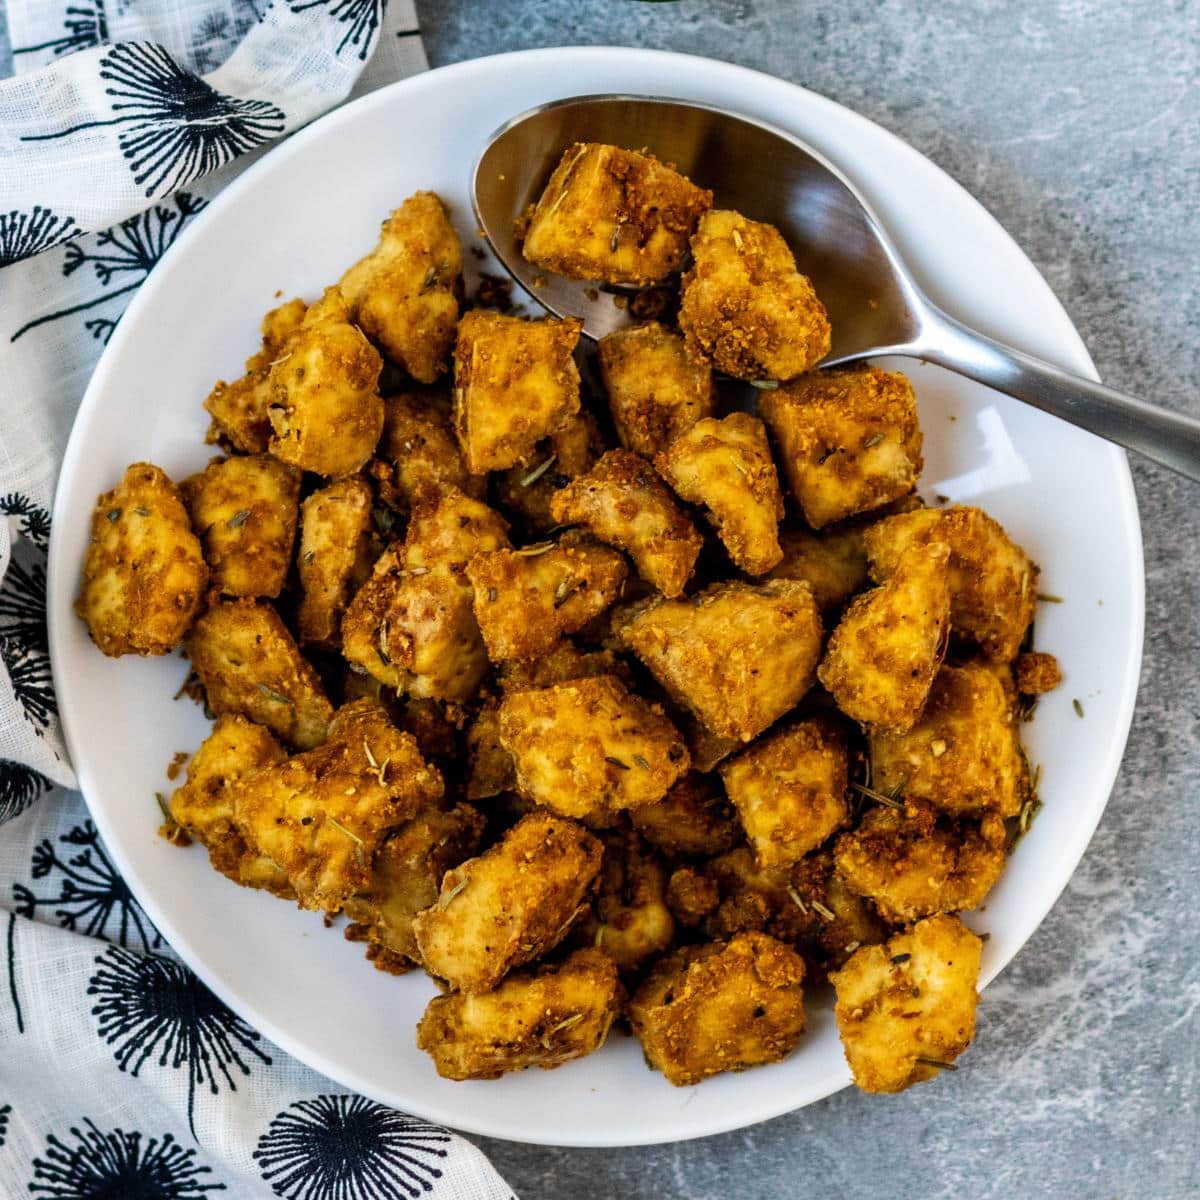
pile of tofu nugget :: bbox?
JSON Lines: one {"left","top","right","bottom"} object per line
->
{"left": 76, "top": 143, "right": 1064, "bottom": 1093}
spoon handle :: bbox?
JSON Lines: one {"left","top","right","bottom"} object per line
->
{"left": 920, "top": 307, "right": 1200, "bottom": 482}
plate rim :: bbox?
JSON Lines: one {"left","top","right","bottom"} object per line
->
{"left": 46, "top": 44, "right": 1146, "bottom": 1146}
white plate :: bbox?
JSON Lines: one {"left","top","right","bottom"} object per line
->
{"left": 47, "top": 47, "right": 1144, "bottom": 1147}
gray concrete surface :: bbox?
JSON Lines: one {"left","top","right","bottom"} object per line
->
{"left": 414, "top": 3, "right": 1200, "bottom": 1198}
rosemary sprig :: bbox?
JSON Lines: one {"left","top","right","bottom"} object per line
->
{"left": 520, "top": 454, "right": 558, "bottom": 487}
{"left": 227, "top": 509, "right": 250, "bottom": 529}
{"left": 256, "top": 683, "right": 293, "bottom": 706}
{"left": 438, "top": 876, "right": 470, "bottom": 910}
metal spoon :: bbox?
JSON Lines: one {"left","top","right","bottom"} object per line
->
{"left": 473, "top": 94, "right": 1200, "bottom": 482}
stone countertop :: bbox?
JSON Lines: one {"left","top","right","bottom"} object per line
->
{"left": 416, "top": 2, "right": 1200, "bottom": 1197}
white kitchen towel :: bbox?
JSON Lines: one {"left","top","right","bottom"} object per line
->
{"left": 0, "top": 4, "right": 516, "bottom": 1195}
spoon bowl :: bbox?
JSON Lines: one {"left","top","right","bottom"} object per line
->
{"left": 474, "top": 94, "right": 1200, "bottom": 481}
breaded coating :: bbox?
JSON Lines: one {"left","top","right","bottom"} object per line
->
{"left": 338, "top": 191, "right": 463, "bottom": 383}
{"left": 767, "top": 521, "right": 868, "bottom": 612}
{"left": 204, "top": 297, "right": 307, "bottom": 453}
{"left": 393, "top": 696, "right": 465, "bottom": 772}
{"left": 76, "top": 463, "right": 208, "bottom": 657}
{"left": 657, "top": 412, "right": 784, "bottom": 575}
{"left": 499, "top": 640, "right": 631, "bottom": 692}
{"left": 665, "top": 866, "right": 721, "bottom": 928}
{"left": 521, "top": 143, "right": 712, "bottom": 286}
{"left": 416, "top": 949, "right": 620, "bottom": 1080}
{"left": 678, "top": 209, "right": 830, "bottom": 381}
{"left": 492, "top": 412, "right": 605, "bottom": 537}
{"left": 760, "top": 366, "right": 922, "bottom": 529}
{"left": 465, "top": 699, "right": 515, "bottom": 801}
{"left": 863, "top": 505, "right": 1038, "bottom": 662}
{"left": 831, "top": 914, "right": 982, "bottom": 1093}
{"left": 630, "top": 932, "right": 806, "bottom": 1086}
{"left": 818, "top": 542, "right": 951, "bottom": 733}
{"left": 181, "top": 454, "right": 299, "bottom": 599}
{"left": 834, "top": 800, "right": 1006, "bottom": 923}
{"left": 452, "top": 311, "right": 582, "bottom": 473}
{"left": 467, "top": 535, "right": 627, "bottom": 664}
{"left": 631, "top": 772, "right": 740, "bottom": 858}
{"left": 498, "top": 675, "right": 689, "bottom": 819}
{"left": 340, "top": 490, "right": 510, "bottom": 700}
{"left": 369, "top": 389, "right": 482, "bottom": 513}
{"left": 295, "top": 477, "right": 375, "bottom": 649}
{"left": 1014, "top": 650, "right": 1063, "bottom": 695}
{"left": 619, "top": 579, "right": 823, "bottom": 743}
{"left": 267, "top": 286, "right": 384, "bottom": 478}
{"left": 871, "top": 662, "right": 1028, "bottom": 819}
{"left": 598, "top": 322, "right": 716, "bottom": 457}
{"left": 550, "top": 449, "right": 702, "bottom": 598}
{"left": 186, "top": 599, "right": 333, "bottom": 749}
{"left": 704, "top": 848, "right": 809, "bottom": 944}
{"left": 167, "top": 715, "right": 291, "bottom": 896}
{"left": 720, "top": 717, "right": 849, "bottom": 868}
{"left": 344, "top": 803, "right": 484, "bottom": 968}
{"left": 412, "top": 811, "right": 602, "bottom": 993}
{"left": 230, "top": 700, "right": 444, "bottom": 912}
{"left": 585, "top": 830, "right": 674, "bottom": 972}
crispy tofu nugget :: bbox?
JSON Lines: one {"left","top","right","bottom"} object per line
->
{"left": 499, "top": 640, "right": 631, "bottom": 692}
{"left": 465, "top": 699, "right": 515, "bottom": 801}
{"left": 703, "top": 848, "right": 808, "bottom": 943}
{"left": 181, "top": 455, "right": 299, "bottom": 599}
{"left": 665, "top": 866, "right": 721, "bottom": 928}
{"left": 186, "top": 599, "right": 333, "bottom": 749}
{"left": 413, "top": 811, "right": 602, "bottom": 992}
{"left": 453, "top": 311, "right": 582, "bottom": 473}
{"left": 338, "top": 191, "right": 463, "bottom": 383}
{"left": 416, "top": 948, "right": 620, "bottom": 1080}
{"left": 630, "top": 932, "right": 806, "bottom": 1086}
{"left": 467, "top": 535, "right": 628, "bottom": 664}
{"left": 550, "top": 449, "right": 702, "bottom": 598}
{"left": 167, "top": 715, "right": 291, "bottom": 896}
{"left": 720, "top": 717, "right": 850, "bottom": 868}
{"left": 678, "top": 209, "right": 830, "bottom": 381}
{"left": 871, "top": 662, "right": 1029, "bottom": 819}
{"left": 521, "top": 143, "right": 712, "bottom": 286}
{"left": 344, "top": 803, "right": 484, "bottom": 969}
{"left": 1014, "top": 650, "right": 1063, "bottom": 695}
{"left": 266, "top": 287, "right": 384, "bottom": 478}
{"left": 657, "top": 412, "right": 785, "bottom": 575}
{"left": 818, "top": 542, "right": 951, "bottom": 733}
{"left": 631, "top": 772, "right": 740, "bottom": 858}
{"left": 369, "top": 389, "right": 482, "bottom": 513}
{"left": 831, "top": 914, "right": 982, "bottom": 1093}
{"left": 767, "top": 521, "right": 869, "bottom": 612}
{"left": 834, "top": 800, "right": 1007, "bottom": 923}
{"left": 863, "top": 505, "right": 1038, "bottom": 662}
{"left": 77, "top": 463, "right": 208, "bottom": 657}
{"left": 760, "top": 366, "right": 922, "bottom": 529}
{"left": 619, "top": 579, "right": 823, "bottom": 743}
{"left": 498, "top": 675, "right": 690, "bottom": 819}
{"left": 341, "top": 489, "right": 510, "bottom": 700}
{"left": 230, "top": 700, "right": 443, "bottom": 912}
{"left": 295, "top": 477, "right": 375, "bottom": 649}
{"left": 598, "top": 322, "right": 717, "bottom": 457}
{"left": 204, "top": 297, "right": 307, "bottom": 453}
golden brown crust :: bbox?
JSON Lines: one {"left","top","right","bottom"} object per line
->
{"left": 665, "top": 866, "right": 721, "bottom": 928}
{"left": 760, "top": 366, "right": 922, "bottom": 529}
{"left": 719, "top": 717, "right": 850, "bottom": 868}
{"left": 870, "top": 661, "right": 1029, "bottom": 818}
{"left": 766, "top": 521, "right": 868, "bottom": 612}
{"left": 629, "top": 931, "right": 806, "bottom": 1086}
{"left": 863, "top": 505, "right": 1038, "bottom": 662}
{"left": 338, "top": 191, "right": 462, "bottom": 383}
{"left": 498, "top": 674, "right": 690, "bottom": 819}
{"left": 818, "top": 542, "right": 951, "bottom": 733}
{"left": 584, "top": 829, "right": 675, "bottom": 972}
{"left": 1014, "top": 650, "right": 1063, "bottom": 695}
{"left": 181, "top": 454, "right": 300, "bottom": 599}
{"left": 229, "top": 700, "right": 444, "bottom": 912}
{"left": 550, "top": 449, "right": 702, "bottom": 598}
{"left": 630, "top": 772, "right": 740, "bottom": 858}
{"left": 598, "top": 322, "right": 717, "bottom": 457}
{"left": 76, "top": 463, "right": 208, "bottom": 657}
{"left": 678, "top": 209, "right": 830, "bottom": 381}
{"left": 657, "top": 412, "right": 785, "bottom": 575}
{"left": 831, "top": 914, "right": 982, "bottom": 1093}
{"left": 521, "top": 143, "right": 712, "bottom": 286}
{"left": 186, "top": 598, "right": 333, "bottom": 749}
{"left": 619, "top": 579, "right": 823, "bottom": 743}
{"left": 465, "top": 699, "right": 515, "bottom": 801}
{"left": 452, "top": 311, "right": 582, "bottom": 473}
{"left": 412, "top": 811, "right": 602, "bottom": 993}
{"left": 702, "top": 847, "right": 809, "bottom": 944}
{"left": 416, "top": 948, "right": 621, "bottom": 1080}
